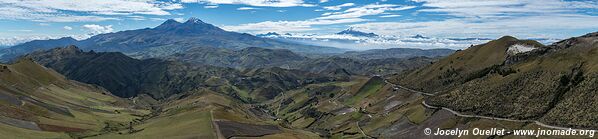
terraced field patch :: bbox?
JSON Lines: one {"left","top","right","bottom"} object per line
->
{"left": 216, "top": 121, "right": 281, "bottom": 138}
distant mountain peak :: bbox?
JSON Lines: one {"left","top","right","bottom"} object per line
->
{"left": 153, "top": 17, "right": 224, "bottom": 34}
{"left": 185, "top": 17, "right": 205, "bottom": 24}
{"left": 155, "top": 19, "right": 182, "bottom": 29}
{"left": 165, "top": 19, "right": 180, "bottom": 23}
{"left": 54, "top": 45, "right": 83, "bottom": 55}
{"left": 156, "top": 17, "right": 210, "bottom": 29}
{"left": 256, "top": 32, "right": 281, "bottom": 37}
{"left": 498, "top": 35, "right": 518, "bottom": 41}
{"left": 266, "top": 32, "right": 280, "bottom": 35}
{"left": 29, "top": 36, "right": 76, "bottom": 43}
{"left": 65, "top": 45, "right": 79, "bottom": 50}
{"left": 345, "top": 27, "right": 356, "bottom": 31}
{"left": 336, "top": 27, "right": 378, "bottom": 37}
{"left": 411, "top": 34, "right": 429, "bottom": 39}
{"left": 56, "top": 37, "right": 77, "bottom": 41}
{"left": 580, "top": 31, "right": 598, "bottom": 37}
{"left": 44, "top": 45, "right": 83, "bottom": 55}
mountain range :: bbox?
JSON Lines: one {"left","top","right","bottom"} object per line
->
{"left": 0, "top": 18, "right": 344, "bottom": 62}
{"left": 0, "top": 37, "right": 78, "bottom": 61}
{"left": 25, "top": 45, "right": 237, "bottom": 98}
{"left": 340, "top": 48, "right": 454, "bottom": 60}
{"left": 168, "top": 46, "right": 307, "bottom": 69}
{"left": 335, "top": 27, "right": 379, "bottom": 37}
{"left": 25, "top": 45, "right": 443, "bottom": 100}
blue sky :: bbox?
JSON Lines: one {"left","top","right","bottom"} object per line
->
{"left": 0, "top": 0, "right": 597, "bottom": 47}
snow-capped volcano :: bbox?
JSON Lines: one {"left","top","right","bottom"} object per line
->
{"left": 255, "top": 28, "right": 559, "bottom": 50}
{"left": 335, "top": 27, "right": 379, "bottom": 37}
{"left": 257, "top": 32, "right": 490, "bottom": 50}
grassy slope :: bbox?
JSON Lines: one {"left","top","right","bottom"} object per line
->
{"left": 0, "top": 59, "right": 149, "bottom": 138}
{"left": 259, "top": 73, "right": 581, "bottom": 138}
{"left": 395, "top": 36, "right": 544, "bottom": 92}
{"left": 93, "top": 89, "right": 319, "bottom": 138}
{"left": 0, "top": 123, "right": 70, "bottom": 138}
{"left": 344, "top": 76, "right": 384, "bottom": 107}
{"left": 264, "top": 76, "right": 393, "bottom": 138}
{"left": 90, "top": 110, "right": 215, "bottom": 139}
{"left": 0, "top": 59, "right": 320, "bottom": 138}
{"left": 424, "top": 34, "right": 598, "bottom": 128}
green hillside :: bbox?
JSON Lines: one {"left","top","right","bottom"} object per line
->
{"left": 0, "top": 59, "right": 149, "bottom": 138}
{"left": 399, "top": 32, "right": 598, "bottom": 128}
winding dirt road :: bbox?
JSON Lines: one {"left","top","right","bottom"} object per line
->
{"left": 384, "top": 79, "right": 596, "bottom": 131}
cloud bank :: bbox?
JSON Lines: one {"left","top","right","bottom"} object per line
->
{"left": 0, "top": 0, "right": 182, "bottom": 22}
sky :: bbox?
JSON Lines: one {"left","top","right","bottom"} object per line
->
{"left": 0, "top": 0, "right": 597, "bottom": 47}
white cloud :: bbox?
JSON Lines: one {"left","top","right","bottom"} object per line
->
{"left": 128, "top": 15, "right": 146, "bottom": 21}
{"left": 38, "top": 23, "right": 50, "bottom": 26}
{"left": 204, "top": 5, "right": 219, "bottom": 8}
{"left": 237, "top": 7, "right": 260, "bottom": 10}
{"left": 185, "top": 0, "right": 314, "bottom": 7}
{"left": 236, "top": 0, "right": 596, "bottom": 48}
{"left": 335, "top": 0, "right": 597, "bottom": 39}
{"left": 83, "top": 24, "right": 113, "bottom": 35}
{"left": 63, "top": 26, "right": 73, "bottom": 30}
{"left": 380, "top": 14, "right": 401, "bottom": 18}
{"left": 223, "top": 18, "right": 367, "bottom": 34}
{"left": 323, "top": 3, "right": 355, "bottom": 10}
{"left": 8, "top": 30, "right": 33, "bottom": 32}
{"left": 412, "top": 0, "right": 598, "bottom": 19}
{"left": 351, "top": 14, "right": 598, "bottom": 39}
{"left": 150, "top": 18, "right": 166, "bottom": 21}
{"left": 262, "top": 32, "right": 494, "bottom": 50}
{"left": 319, "top": 4, "right": 415, "bottom": 20}
{"left": 0, "top": 0, "right": 183, "bottom": 22}
{"left": 0, "top": 36, "right": 56, "bottom": 47}
{"left": 0, "top": 34, "right": 91, "bottom": 47}
{"left": 173, "top": 18, "right": 185, "bottom": 22}
{"left": 224, "top": 3, "right": 414, "bottom": 34}
{"left": 320, "top": 0, "right": 329, "bottom": 3}
{"left": 0, "top": 6, "right": 117, "bottom": 22}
